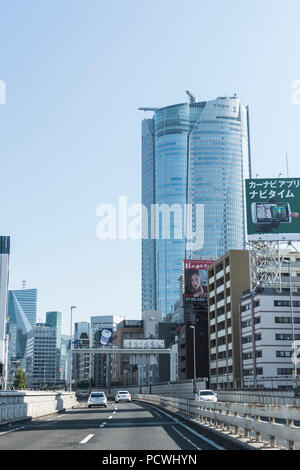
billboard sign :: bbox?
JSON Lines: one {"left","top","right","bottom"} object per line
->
{"left": 245, "top": 178, "right": 300, "bottom": 241}
{"left": 183, "top": 260, "right": 214, "bottom": 304}
{"left": 99, "top": 328, "right": 113, "bottom": 346}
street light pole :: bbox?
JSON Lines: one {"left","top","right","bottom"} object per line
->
{"left": 69, "top": 306, "right": 77, "bottom": 392}
{"left": 190, "top": 325, "right": 196, "bottom": 392}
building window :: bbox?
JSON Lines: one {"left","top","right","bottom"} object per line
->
{"left": 276, "top": 334, "right": 300, "bottom": 341}
{"left": 276, "top": 351, "right": 293, "bottom": 358}
{"left": 275, "top": 317, "right": 300, "bottom": 324}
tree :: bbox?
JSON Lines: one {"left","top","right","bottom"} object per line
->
{"left": 13, "top": 368, "right": 28, "bottom": 390}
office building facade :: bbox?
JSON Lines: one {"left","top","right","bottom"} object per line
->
{"left": 25, "top": 324, "right": 57, "bottom": 388}
{"left": 141, "top": 94, "right": 251, "bottom": 317}
{"left": 46, "top": 311, "right": 62, "bottom": 383}
{"left": 0, "top": 236, "right": 10, "bottom": 384}
{"left": 73, "top": 322, "right": 91, "bottom": 386}
{"left": 111, "top": 320, "right": 144, "bottom": 386}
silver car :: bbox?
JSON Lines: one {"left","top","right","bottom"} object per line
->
{"left": 76, "top": 389, "right": 89, "bottom": 398}
{"left": 88, "top": 391, "right": 108, "bottom": 408}
{"left": 115, "top": 391, "right": 132, "bottom": 403}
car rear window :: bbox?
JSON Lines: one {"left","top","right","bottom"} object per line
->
{"left": 119, "top": 391, "right": 129, "bottom": 394}
{"left": 91, "top": 393, "right": 105, "bottom": 397}
{"left": 199, "top": 391, "right": 214, "bottom": 396}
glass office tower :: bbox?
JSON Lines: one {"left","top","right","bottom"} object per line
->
{"left": 141, "top": 119, "right": 157, "bottom": 312}
{"left": 7, "top": 289, "right": 37, "bottom": 359}
{"left": 46, "top": 311, "right": 62, "bottom": 382}
{"left": 141, "top": 94, "right": 251, "bottom": 317}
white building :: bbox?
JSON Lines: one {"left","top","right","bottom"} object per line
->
{"left": 90, "top": 315, "right": 123, "bottom": 347}
{"left": 240, "top": 291, "right": 300, "bottom": 389}
{"left": 25, "top": 324, "right": 57, "bottom": 388}
{"left": 142, "top": 310, "right": 162, "bottom": 339}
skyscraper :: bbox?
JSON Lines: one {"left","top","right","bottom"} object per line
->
{"left": 25, "top": 323, "right": 57, "bottom": 388}
{"left": 141, "top": 93, "right": 251, "bottom": 317}
{"left": 7, "top": 289, "right": 37, "bottom": 360}
{"left": 0, "top": 236, "right": 10, "bottom": 382}
{"left": 46, "top": 311, "right": 62, "bottom": 382}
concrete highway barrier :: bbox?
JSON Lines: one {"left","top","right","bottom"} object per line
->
{"left": 0, "top": 391, "right": 78, "bottom": 425}
{"left": 134, "top": 394, "right": 300, "bottom": 450}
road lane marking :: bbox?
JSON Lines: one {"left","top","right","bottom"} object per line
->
{"left": 79, "top": 434, "right": 95, "bottom": 444}
{"left": 0, "top": 426, "right": 26, "bottom": 436}
{"left": 46, "top": 415, "right": 65, "bottom": 421}
{"left": 169, "top": 424, "right": 202, "bottom": 451}
{"left": 102, "top": 421, "right": 173, "bottom": 427}
{"left": 141, "top": 403, "right": 225, "bottom": 450}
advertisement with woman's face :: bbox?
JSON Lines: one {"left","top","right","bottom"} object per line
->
{"left": 184, "top": 260, "right": 213, "bottom": 303}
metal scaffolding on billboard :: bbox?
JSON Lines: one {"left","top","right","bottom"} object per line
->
{"left": 248, "top": 240, "right": 300, "bottom": 293}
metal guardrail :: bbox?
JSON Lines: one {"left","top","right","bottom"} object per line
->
{"left": 134, "top": 394, "right": 300, "bottom": 450}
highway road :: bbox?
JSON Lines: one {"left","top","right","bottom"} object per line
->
{"left": 0, "top": 400, "right": 229, "bottom": 451}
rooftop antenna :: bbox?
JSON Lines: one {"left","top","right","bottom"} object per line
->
{"left": 286, "top": 152, "right": 289, "bottom": 178}
{"left": 138, "top": 107, "right": 158, "bottom": 112}
{"left": 186, "top": 90, "right": 196, "bottom": 103}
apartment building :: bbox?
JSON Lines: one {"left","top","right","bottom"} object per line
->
{"left": 208, "top": 250, "right": 250, "bottom": 389}
{"left": 240, "top": 290, "right": 300, "bottom": 388}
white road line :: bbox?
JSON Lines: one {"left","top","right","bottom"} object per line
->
{"left": 170, "top": 425, "right": 202, "bottom": 451}
{"left": 0, "top": 426, "right": 26, "bottom": 436}
{"left": 79, "top": 434, "right": 95, "bottom": 444}
{"left": 46, "top": 415, "right": 65, "bottom": 421}
{"left": 142, "top": 403, "right": 225, "bottom": 451}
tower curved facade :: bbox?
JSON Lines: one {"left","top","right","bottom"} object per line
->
{"left": 141, "top": 95, "right": 251, "bottom": 317}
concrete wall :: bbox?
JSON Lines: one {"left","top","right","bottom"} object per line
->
{"left": 0, "top": 391, "right": 78, "bottom": 425}
{"left": 216, "top": 389, "right": 300, "bottom": 406}
{"left": 90, "top": 378, "right": 207, "bottom": 400}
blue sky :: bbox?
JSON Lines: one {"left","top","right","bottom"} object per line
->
{"left": 0, "top": 0, "right": 300, "bottom": 334}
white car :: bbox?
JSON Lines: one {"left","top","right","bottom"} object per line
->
{"left": 195, "top": 390, "right": 217, "bottom": 403}
{"left": 115, "top": 391, "right": 132, "bottom": 403}
{"left": 88, "top": 391, "right": 108, "bottom": 408}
